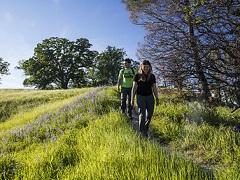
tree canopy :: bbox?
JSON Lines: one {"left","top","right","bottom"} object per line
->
{"left": 0, "top": 57, "right": 10, "bottom": 82}
{"left": 18, "top": 37, "right": 136, "bottom": 89}
{"left": 18, "top": 37, "right": 98, "bottom": 89}
{"left": 93, "top": 46, "right": 126, "bottom": 86}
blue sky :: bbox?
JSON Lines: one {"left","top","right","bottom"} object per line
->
{"left": 0, "top": 0, "right": 145, "bottom": 88}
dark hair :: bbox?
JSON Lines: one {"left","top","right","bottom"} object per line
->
{"left": 124, "top": 58, "right": 132, "bottom": 64}
{"left": 142, "top": 60, "right": 151, "bottom": 66}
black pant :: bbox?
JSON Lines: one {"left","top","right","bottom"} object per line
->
{"left": 137, "top": 95, "right": 154, "bottom": 137}
{"left": 120, "top": 87, "right": 132, "bottom": 117}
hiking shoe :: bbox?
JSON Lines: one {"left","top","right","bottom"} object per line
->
{"left": 127, "top": 114, "right": 132, "bottom": 119}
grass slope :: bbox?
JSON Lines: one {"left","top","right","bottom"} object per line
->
{"left": 1, "top": 87, "right": 239, "bottom": 179}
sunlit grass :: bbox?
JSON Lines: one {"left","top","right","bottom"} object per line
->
{"left": 0, "top": 88, "right": 107, "bottom": 156}
{"left": 0, "top": 88, "right": 91, "bottom": 122}
{"left": 151, "top": 94, "right": 240, "bottom": 179}
{"left": 1, "top": 113, "right": 211, "bottom": 180}
{"left": 0, "top": 88, "right": 90, "bottom": 133}
{"left": 1, "top": 87, "right": 239, "bottom": 179}
{"left": 61, "top": 113, "right": 210, "bottom": 180}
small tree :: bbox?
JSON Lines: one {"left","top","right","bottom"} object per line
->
{"left": 0, "top": 57, "right": 10, "bottom": 82}
{"left": 93, "top": 46, "right": 126, "bottom": 86}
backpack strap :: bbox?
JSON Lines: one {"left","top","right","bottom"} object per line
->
{"left": 122, "top": 67, "right": 135, "bottom": 76}
{"left": 131, "top": 67, "right": 135, "bottom": 75}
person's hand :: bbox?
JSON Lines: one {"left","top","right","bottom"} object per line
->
{"left": 156, "top": 98, "right": 159, "bottom": 106}
{"left": 131, "top": 99, "right": 135, "bottom": 107}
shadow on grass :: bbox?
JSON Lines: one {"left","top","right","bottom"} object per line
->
{"left": 189, "top": 109, "right": 240, "bottom": 132}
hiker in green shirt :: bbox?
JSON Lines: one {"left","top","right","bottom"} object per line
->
{"left": 117, "top": 58, "right": 136, "bottom": 119}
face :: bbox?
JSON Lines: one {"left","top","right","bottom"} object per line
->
{"left": 142, "top": 65, "right": 150, "bottom": 74}
{"left": 124, "top": 62, "right": 130, "bottom": 68}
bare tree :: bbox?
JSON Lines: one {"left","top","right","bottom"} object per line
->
{"left": 124, "top": 0, "right": 240, "bottom": 105}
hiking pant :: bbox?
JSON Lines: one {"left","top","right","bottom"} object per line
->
{"left": 137, "top": 95, "right": 155, "bottom": 137}
{"left": 120, "top": 87, "right": 132, "bottom": 117}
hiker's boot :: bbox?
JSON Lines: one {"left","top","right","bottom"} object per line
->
{"left": 127, "top": 113, "right": 132, "bottom": 120}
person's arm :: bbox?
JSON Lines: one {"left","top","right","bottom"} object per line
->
{"left": 131, "top": 81, "right": 138, "bottom": 107}
{"left": 117, "top": 78, "right": 122, "bottom": 92}
{"left": 152, "top": 83, "right": 159, "bottom": 105}
{"left": 117, "top": 70, "right": 123, "bottom": 92}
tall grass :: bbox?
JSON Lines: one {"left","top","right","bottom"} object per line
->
{"left": 0, "top": 87, "right": 213, "bottom": 179}
{"left": 151, "top": 93, "right": 240, "bottom": 179}
{"left": 0, "top": 88, "right": 89, "bottom": 122}
{"left": 1, "top": 113, "right": 212, "bottom": 180}
{"left": 0, "top": 88, "right": 107, "bottom": 156}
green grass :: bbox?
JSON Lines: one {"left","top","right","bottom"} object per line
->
{"left": 1, "top": 87, "right": 239, "bottom": 179}
{"left": 0, "top": 88, "right": 92, "bottom": 135}
{"left": 1, "top": 112, "right": 212, "bottom": 180}
{"left": 0, "top": 87, "right": 107, "bottom": 156}
{"left": 0, "top": 88, "right": 89, "bottom": 122}
{"left": 151, "top": 93, "right": 240, "bottom": 179}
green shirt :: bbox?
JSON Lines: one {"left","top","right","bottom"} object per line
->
{"left": 118, "top": 68, "right": 137, "bottom": 88}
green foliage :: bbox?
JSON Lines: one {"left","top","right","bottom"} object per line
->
{"left": 0, "top": 87, "right": 214, "bottom": 179}
{"left": 0, "top": 57, "right": 10, "bottom": 81}
{"left": 59, "top": 112, "right": 211, "bottom": 179}
{"left": 155, "top": 103, "right": 189, "bottom": 123}
{"left": 0, "top": 155, "right": 19, "bottom": 180}
{"left": 18, "top": 37, "right": 98, "bottom": 89}
{"left": 92, "top": 46, "right": 125, "bottom": 86}
{"left": 23, "top": 131, "right": 80, "bottom": 179}
{"left": 0, "top": 88, "right": 108, "bottom": 155}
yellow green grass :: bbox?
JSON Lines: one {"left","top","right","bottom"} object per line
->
{"left": 1, "top": 113, "right": 211, "bottom": 180}
{"left": 0, "top": 88, "right": 91, "bottom": 134}
{"left": 151, "top": 93, "right": 240, "bottom": 179}
{"left": 0, "top": 88, "right": 90, "bottom": 122}
{"left": 1, "top": 87, "right": 240, "bottom": 179}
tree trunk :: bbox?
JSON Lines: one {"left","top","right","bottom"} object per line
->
{"left": 61, "top": 77, "right": 69, "bottom": 89}
{"left": 61, "top": 82, "right": 68, "bottom": 89}
{"left": 188, "top": 20, "right": 211, "bottom": 103}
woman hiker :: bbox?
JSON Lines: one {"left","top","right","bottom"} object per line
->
{"left": 131, "top": 60, "right": 159, "bottom": 137}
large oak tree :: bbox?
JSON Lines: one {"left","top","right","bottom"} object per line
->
{"left": 18, "top": 37, "right": 97, "bottom": 89}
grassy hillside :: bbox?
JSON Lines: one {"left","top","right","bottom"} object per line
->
{"left": 151, "top": 92, "right": 240, "bottom": 180}
{"left": 0, "top": 87, "right": 239, "bottom": 179}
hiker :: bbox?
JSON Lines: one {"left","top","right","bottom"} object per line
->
{"left": 131, "top": 60, "right": 159, "bottom": 137}
{"left": 117, "top": 58, "right": 136, "bottom": 119}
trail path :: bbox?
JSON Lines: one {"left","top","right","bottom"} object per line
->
{"left": 128, "top": 109, "right": 214, "bottom": 178}
{"left": 129, "top": 109, "right": 139, "bottom": 131}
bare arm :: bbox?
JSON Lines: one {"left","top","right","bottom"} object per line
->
{"left": 117, "top": 78, "right": 122, "bottom": 91}
{"left": 131, "top": 81, "right": 138, "bottom": 106}
{"left": 117, "top": 71, "right": 123, "bottom": 91}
